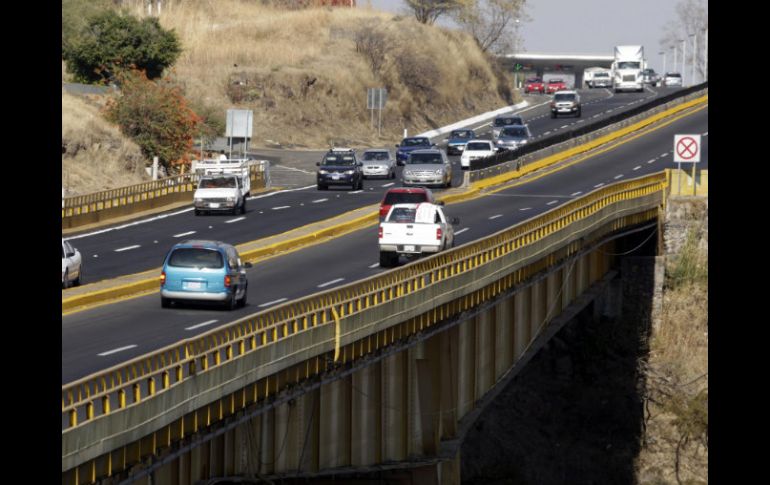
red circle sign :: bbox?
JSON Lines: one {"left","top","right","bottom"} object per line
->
{"left": 676, "top": 136, "right": 699, "bottom": 160}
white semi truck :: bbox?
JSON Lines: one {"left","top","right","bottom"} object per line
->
{"left": 612, "top": 45, "right": 645, "bottom": 93}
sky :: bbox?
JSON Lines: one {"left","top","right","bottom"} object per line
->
{"left": 365, "top": 0, "right": 688, "bottom": 76}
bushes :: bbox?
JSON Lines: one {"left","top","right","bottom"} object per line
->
{"left": 63, "top": 10, "right": 181, "bottom": 84}
{"left": 105, "top": 70, "right": 201, "bottom": 172}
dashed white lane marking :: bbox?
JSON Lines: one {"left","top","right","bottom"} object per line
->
{"left": 577, "top": 120, "right": 585, "bottom": 123}
{"left": 225, "top": 217, "right": 246, "bottom": 223}
{"left": 614, "top": 174, "right": 624, "bottom": 180}
{"left": 185, "top": 319, "right": 218, "bottom": 331}
{"left": 546, "top": 200, "right": 558, "bottom": 205}
{"left": 98, "top": 345, "right": 138, "bottom": 357}
{"left": 544, "top": 131, "right": 551, "bottom": 135}
{"left": 115, "top": 245, "right": 140, "bottom": 252}
{"left": 272, "top": 206, "right": 290, "bottom": 210}
{"left": 702, "top": 131, "right": 708, "bottom": 137}
{"left": 258, "top": 298, "right": 288, "bottom": 308}
{"left": 633, "top": 166, "right": 642, "bottom": 171}
{"left": 520, "top": 207, "right": 532, "bottom": 211}
{"left": 489, "top": 214, "right": 503, "bottom": 220}
{"left": 349, "top": 190, "right": 363, "bottom": 194}
{"left": 455, "top": 228, "right": 469, "bottom": 235}
{"left": 560, "top": 125, "right": 569, "bottom": 129}
{"left": 594, "top": 183, "right": 605, "bottom": 188}
{"left": 381, "top": 183, "right": 395, "bottom": 187}
{"left": 660, "top": 152, "right": 669, "bottom": 157}
{"left": 368, "top": 263, "right": 380, "bottom": 268}
{"left": 312, "top": 198, "right": 328, "bottom": 203}
{"left": 571, "top": 191, "right": 582, "bottom": 197}
{"left": 173, "top": 231, "right": 196, "bottom": 238}
{"left": 248, "top": 185, "right": 316, "bottom": 201}
{"left": 318, "top": 278, "right": 345, "bottom": 288}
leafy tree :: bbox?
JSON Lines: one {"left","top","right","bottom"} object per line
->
{"left": 105, "top": 70, "right": 202, "bottom": 172}
{"left": 659, "top": 0, "right": 708, "bottom": 81}
{"left": 405, "top": 0, "right": 461, "bottom": 25}
{"left": 64, "top": 10, "right": 181, "bottom": 84}
{"left": 61, "top": 0, "right": 113, "bottom": 56}
{"left": 453, "top": 0, "right": 527, "bottom": 54}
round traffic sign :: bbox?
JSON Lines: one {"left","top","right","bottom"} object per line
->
{"left": 676, "top": 136, "right": 699, "bottom": 161}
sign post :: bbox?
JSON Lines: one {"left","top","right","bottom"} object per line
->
{"left": 673, "top": 134, "right": 701, "bottom": 195}
{"left": 226, "top": 109, "right": 254, "bottom": 159}
{"left": 366, "top": 88, "right": 387, "bottom": 136}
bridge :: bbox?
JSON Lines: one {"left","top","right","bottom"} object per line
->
{"left": 499, "top": 52, "right": 615, "bottom": 88}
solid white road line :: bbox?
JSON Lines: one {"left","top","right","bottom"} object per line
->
{"left": 272, "top": 206, "right": 290, "bottom": 210}
{"left": 546, "top": 200, "right": 558, "bottom": 205}
{"left": 489, "top": 214, "right": 503, "bottom": 220}
{"left": 455, "top": 228, "right": 469, "bottom": 235}
{"left": 115, "top": 245, "right": 140, "bottom": 252}
{"left": 185, "top": 320, "right": 218, "bottom": 331}
{"left": 571, "top": 191, "right": 582, "bottom": 197}
{"left": 258, "top": 298, "right": 288, "bottom": 308}
{"left": 225, "top": 217, "right": 246, "bottom": 223}
{"left": 98, "top": 345, "right": 138, "bottom": 357}
{"left": 312, "top": 198, "right": 328, "bottom": 203}
{"left": 318, "top": 278, "right": 345, "bottom": 288}
{"left": 173, "top": 231, "right": 196, "bottom": 238}
{"left": 633, "top": 166, "right": 642, "bottom": 171}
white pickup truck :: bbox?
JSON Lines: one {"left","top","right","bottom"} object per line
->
{"left": 192, "top": 157, "right": 251, "bottom": 215}
{"left": 378, "top": 203, "right": 459, "bottom": 267}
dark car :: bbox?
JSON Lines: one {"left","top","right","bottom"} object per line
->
{"left": 379, "top": 187, "right": 438, "bottom": 220}
{"left": 524, "top": 78, "right": 545, "bottom": 94}
{"left": 641, "top": 68, "right": 660, "bottom": 86}
{"left": 316, "top": 148, "right": 363, "bottom": 190}
{"left": 395, "top": 137, "right": 434, "bottom": 165}
{"left": 492, "top": 115, "right": 524, "bottom": 139}
{"left": 445, "top": 129, "right": 476, "bottom": 155}
{"left": 546, "top": 79, "right": 568, "bottom": 94}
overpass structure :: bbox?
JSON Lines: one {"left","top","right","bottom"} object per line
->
{"left": 498, "top": 52, "right": 615, "bottom": 88}
{"left": 63, "top": 171, "right": 681, "bottom": 484}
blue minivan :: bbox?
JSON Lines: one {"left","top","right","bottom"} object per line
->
{"left": 160, "top": 240, "right": 251, "bottom": 309}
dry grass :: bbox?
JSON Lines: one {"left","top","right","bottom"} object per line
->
{"left": 62, "top": 90, "right": 149, "bottom": 196}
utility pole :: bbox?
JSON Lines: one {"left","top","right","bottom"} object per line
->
{"left": 690, "top": 33, "right": 697, "bottom": 85}
{"left": 704, "top": 28, "right": 708, "bottom": 81}
{"left": 681, "top": 38, "right": 686, "bottom": 85}
{"left": 660, "top": 51, "right": 666, "bottom": 74}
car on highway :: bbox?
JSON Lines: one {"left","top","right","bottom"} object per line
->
{"left": 663, "top": 72, "right": 683, "bottom": 87}
{"left": 641, "top": 68, "right": 661, "bottom": 86}
{"left": 524, "top": 78, "right": 546, "bottom": 94}
{"left": 492, "top": 115, "right": 524, "bottom": 139}
{"left": 160, "top": 240, "right": 252, "bottom": 310}
{"left": 445, "top": 129, "right": 476, "bottom": 155}
{"left": 62, "top": 239, "right": 82, "bottom": 288}
{"left": 495, "top": 125, "right": 532, "bottom": 151}
{"left": 316, "top": 148, "right": 364, "bottom": 190}
{"left": 361, "top": 149, "right": 396, "bottom": 180}
{"left": 551, "top": 90, "right": 582, "bottom": 118}
{"left": 460, "top": 140, "right": 497, "bottom": 170}
{"left": 546, "top": 79, "right": 568, "bottom": 94}
{"left": 402, "top": 149, "right": 453, "bottom": 188}
{"left": 589, "top": 71, "right": 612, "bottom": 88}
{"left": 395, "top": 137, "right": 435, "bottom": 165}
{"left": 379, "top": 187, "right": 438, "bottom": 221}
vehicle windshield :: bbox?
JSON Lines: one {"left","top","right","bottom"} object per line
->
{"left": 595, "top": 72, "right": 610, "bottom": 78}
{"left": 548, "top": 80, "right": 563, "bottom": 84}
{"left": 493, "top": 117, "right": 523, "bottom": 127}
{"left": 388, "top": 207, "right": 417, "bottom": 223}
{"left": 501, "top": 126, "right": 528, "bottom": 137}
{"left": 199, "top": 177, "right": 237, "bottom": 189}
{"left": 466, "top": 142, "right": 492, "bottom": 151}
{"left": 667, "top": 73, "right": 681, "bottom": 78}
{"left": 617, "top": 61, "right": 641, "bottom": 69}
{"left": 363, "top": 151, "right": 389, "bottom": 161}
{"left": 322, "top": 154, "right": 356, "bottom": 166}
{"left": 554, "top": 93, "right": 577, "bottom": 102}
{"left": 168, "top": 248, "right": 224, "bottom": 269}
{"left": 527, "top": 78, "right": 542, "bottom": 83}
{"left": 406, "top": 153, "right": 443, "bottom": 164}
{"left": 450, "top": 130, "right": 473, "bottom": 139}
{"left": 384, "top": 192, "right": 428, "bottom": 205}
{"left": 402, "top": 138, "right": 430, "bottom": 147}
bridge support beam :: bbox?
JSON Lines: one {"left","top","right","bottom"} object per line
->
{"left": 320, "top": 376, "right": 351, "bottom": 469}
{"left": 440, "top": 327, "right": 458, "bottom": 440}
{"left": 514, "top": 287, "right": 531, "bottom": 360}
{"left": 352, "top": 361, "right": 381, "bottom": 466}
{"left": 259, "top": 408, "right": 275, "bottom": 475}
{"left": 383, "top": 352, "right": 407, "bottom": 461}
{"left": 494, "top": 297, "right": 514, "bottom": 381}
{"left": 531, "top": 277, "right": 547, "bottom": 338}
{"left": 475, "top": 308, "right": 495, "bottom": 401}
{"left": 456, "top": 317, "right": 476, "bottom": 418}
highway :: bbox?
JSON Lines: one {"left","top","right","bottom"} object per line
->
{"left": 64, "top": 86, "right": 682, "bottom": 284}
{"left": 62, "top": 100, "right": 707, "bottom": 384}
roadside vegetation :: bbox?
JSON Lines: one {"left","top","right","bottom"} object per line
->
{"left": 636, "top": 216, "right": 708, "bottom": 484}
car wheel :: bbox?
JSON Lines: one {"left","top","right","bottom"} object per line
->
{"left": 63, "top": 269, "right": 70, "bottom": 289}
{"left": 240, "top": 198, "right": 247, "bottom": 214}
{"left": 74, "top": 267, "right": 81, "bottom": 286}
{"left": 161, "top": 297, "right": 172, "bottom": 308}
{"left": 317, "top": 184, "right": 327, "bottom": 191}
{"left": 225, "top": 292, "right": 237, "bottom": 311}
{"left": 550, "top": 112, "right": 556, "bottom": 119}
{"left": 576, "top": 108, "right": 582, "bottom": 117}
{"left": 239, "top": 285, "right": 247, "bottom": 308}
{"left": 194, "top": 209, "right": 201, "bottom": 216}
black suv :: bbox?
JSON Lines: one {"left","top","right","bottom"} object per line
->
{"left": 316, "top": 148, "right": 364, "bottom": 190}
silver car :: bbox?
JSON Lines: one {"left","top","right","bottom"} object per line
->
{"left": 495, "top": 125, "right": 532, "bottom": 151}
{"left": 361, "top": 149, "right": 396, "bottom": 179}
{"left": 62, "top": 238, "right": 82, "bottom": 288}
{"left": 402, "top": 149, "right": 453, "bottom": 188}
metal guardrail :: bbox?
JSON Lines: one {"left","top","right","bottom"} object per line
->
{"left": 61, "top": 162, "right": 268, "bottom": 219}
{"left": 61, "top": 171, "right": 668, "bottom": 432}
{"left": 470, "top": 82, "right": 709, "bottom": 172}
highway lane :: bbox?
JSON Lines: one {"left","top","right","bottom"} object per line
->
{"left": 64, "top": 86, "right": 683, "bottom": 284}
{"left": 62, "top": 104, "right": 707, "bottom": 384}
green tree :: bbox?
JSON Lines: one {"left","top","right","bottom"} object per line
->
{"left": 61, "top": 0, "right": 112, "bottom": 56}
{"left": 105, "top": 70, "right": 202, "bottom": 172}
{"left": 64, "top": 10, "right": 181, "bottom": 84}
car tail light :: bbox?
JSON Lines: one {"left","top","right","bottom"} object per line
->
{"left": 224, "top": 275, "right": 232, "bottom": 288}
{"left": 378, "top": 226, "right": 383, "bottom": 239}
{"left": 436, "top": 228, "right": 442, "bottom": 240}
{"left": 160, "top": 271, "right": 166, "bottom": 286}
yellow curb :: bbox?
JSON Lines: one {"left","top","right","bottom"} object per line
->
{"left": 62, "top": 92, "right": 707, "bottom": 314}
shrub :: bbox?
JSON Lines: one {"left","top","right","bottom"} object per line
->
{"left": 64, "top": 10, "right": 181, "bottom": 84}
{"left": 105, "top": 70, "right": 201, "bottom": 172}
{"left": 61, "top": 0, "right": 112, "bottom": 56}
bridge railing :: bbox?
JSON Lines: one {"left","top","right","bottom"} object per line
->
{"left": 62, "top": 171, "right": 668, "bottom": 433}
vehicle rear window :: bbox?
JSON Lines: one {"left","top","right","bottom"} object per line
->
{"left": 595, "top": 72, "right": 609, "bottom": 78}
{"left": 168, "top": 248, "right": 224, "bottom": 269}
{"left": 668, "top": 73, "right": 681, "bottom": 78}
{"left": 501, "top": 126, "right": 528, "bottom": 137}
{"left": 493, "top": 117, "right": 523, "bottom": 127}
{"left": 466, "top": 142, "right": 492, "bottom": 151}
{"left": 407, "top": 153, "right": 442, "bottom": 164}
{"left": 451, "top": 130, "right": 472, "bottom": 139}
{"left": 402, "top": 138, "right": 430, "bottom": 147}
{"left": 388, "top": 207, "right": 417, "bottom": 223}
{"left": 384, "top": 192, "right": 428, "bottom": 205}
{"left": 200, "top": 177, "right": 236, "bottom": 189}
